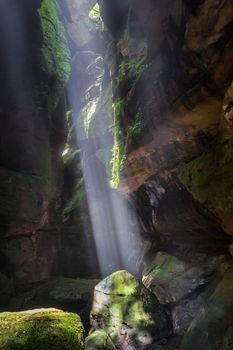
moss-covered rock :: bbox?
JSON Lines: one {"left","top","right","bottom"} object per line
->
{"left": 90, "top": 270, "right": 170, "bottom": 349}
{"left": 178, "top": 80, "right": 233, "bottom": 236}
{"left": 142, "top": 252, "right": 223, "bottom": 304}
{"left": 178, "top": 137, "right": 233, "bottom": 215}
{"left": 38, "top": 0, "right": 71, "bottom": 111}
{"left": 0, "top": 308, "right": 84, "bottom": 350}
{"left": 85, "top": 330, "right": 115, "bottom": 350}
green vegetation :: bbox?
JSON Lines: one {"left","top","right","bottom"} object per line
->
{"left": 0, "top": 309, "right": 84, "bottom": 350}
{"left": 63, "top": 178, "right": 85, "bottom": 220}
{"left": 110, "top": 99, "right": 125, "bottom": 188}
{"left": 116, "top": 61, "right": 147, "bottom": 85}
{"left": 38, "top": 0, "right": 71, "bottom": 111}
{"left": 110, "top": 101, "right": 144, "bottom": 188}
{"left": 86, "top": 330, "right": 115, "bottom": 350}
{"left": 62, "top": 110, "right": 79, "bottom": 165}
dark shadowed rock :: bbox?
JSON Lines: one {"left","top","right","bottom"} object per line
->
{"left": 180, "top": 269, "right": 233, "bottom": 350}
{"left": 9, "top": 277, "right": 99, "bottom": 327}
{"left": 142, "top": 252, "right": 224, "bottom": 304}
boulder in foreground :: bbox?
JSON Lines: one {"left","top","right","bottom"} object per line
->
{"left": 90, "top": 270, "right": 171, "bottom": 349}
{"left": 0, "top": 308, "right": 84, "bottom": 350}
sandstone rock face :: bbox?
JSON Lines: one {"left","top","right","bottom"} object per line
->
{"left": 90, "top": 270, "right": 171, "bottom": 349}
{"left": 0, "top": 308, "right": 84, "bottom": 350}
{"left": 0, "top": 0, "right": 71, "bottom": 286}
{"left": 99, "top": 0, "right": 233, "bottom": 252}
{"left": 178, "top": 81, "right": 233, "bottom": 236}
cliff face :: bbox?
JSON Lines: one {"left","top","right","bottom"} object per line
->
{"left": 0, "top": 0, "right": 71, "bottom": 285}
{"left": 101, "top": 0, "right": 233, "bottom": 252}
{"left": 0, "top": 0, "right": 233, "bottom": 295}
{"left": 0, "top": 0, "right": 233, "bottom": 349}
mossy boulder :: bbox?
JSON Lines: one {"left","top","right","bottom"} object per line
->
{"left": 90, "top": 270, "right": 170, "bottom": 349}
{"left": 180, "top": 271, "right": 233, "bottom": 350}
{"left": 85, "top": 330, "right": 115, "bottom": 350}
{"left": 0, "top": 308, "right": 84, "bottom": 350}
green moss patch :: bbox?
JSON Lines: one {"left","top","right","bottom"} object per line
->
{"left": 85, "top": 330, "right": 115, "bottom": 350}
{"left": 110, "top": 100, "right": 144, "bottom": 188}
{"left": 0, "top": 309, "right": 84, "bottom": 350}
